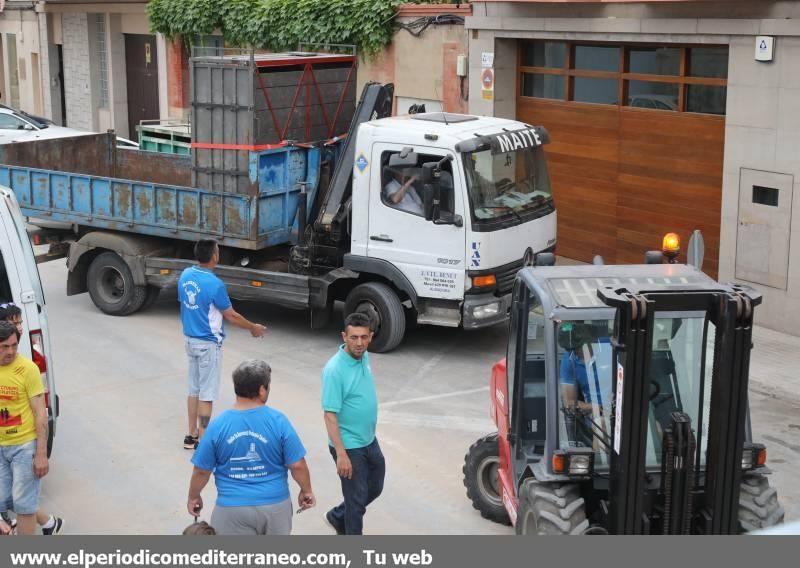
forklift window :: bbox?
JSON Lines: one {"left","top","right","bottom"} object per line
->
{"left": 556, "top": 320, "right": 614, "bottom": 460}
{"left": 644, "top": 314, "right": 714, "bottom": 468}
{"left": 513, "top": 288, "right": 548, "bottom": 454}
{"left": 380, "top": 151, "right": 454, "bottom": 217}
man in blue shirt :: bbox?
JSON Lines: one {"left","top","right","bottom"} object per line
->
{"left": 179, "top": 238, "right": 266, "bottom": 450}
{"left": 321, "top": 312, "right": 384, "bottom": 535}
{"left": 187, "top": 359, "right": 315, "bottom": 535}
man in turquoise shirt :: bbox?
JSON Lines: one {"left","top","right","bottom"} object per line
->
{"left": 321, "top": 312, "right": 384, "bottom": 535}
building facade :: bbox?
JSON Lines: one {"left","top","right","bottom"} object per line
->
{"left": 467, "top": 0, "right": 800, "bottom": 335}
{"left": 0, "top": 0, "right": 187, "bottom": 139}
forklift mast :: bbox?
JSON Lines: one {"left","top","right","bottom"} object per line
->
{"left": 598, "top": 284, "right": 761, "bottom": 535}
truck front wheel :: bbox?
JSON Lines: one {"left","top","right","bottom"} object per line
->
{"left": 344, "top": 282, "right": 406, "bottom": 353}
{"left": 87, "top": 251, "right": 147, "bottom": 316}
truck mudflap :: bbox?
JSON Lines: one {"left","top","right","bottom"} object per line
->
{"left": 462, "top": 292, "right": 512, "bottom": 330}
{"left": 144, "top": 257, "right": 312, "bottom": 310}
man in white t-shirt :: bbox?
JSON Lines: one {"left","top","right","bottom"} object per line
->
{"left": 383, "top": 168, "right": 424, "bottom": 215}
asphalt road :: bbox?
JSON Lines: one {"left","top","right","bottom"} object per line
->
{"left": 33, "top": 260, "right": 799, "bottom": 534}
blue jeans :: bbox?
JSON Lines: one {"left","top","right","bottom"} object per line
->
{"left": 0, "top": 440, "right": 41, "bottom": 515}
{"left": 328, "top": 438, "right": 385, "bottom": 535}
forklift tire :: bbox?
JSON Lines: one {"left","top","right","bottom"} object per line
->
{"left": 463, "top": 434, "right": 511, "bottom": 525}
{"left": 344, "top": 282, "right": 406, "bottom": 353}
{"left": 87, "top": 252, "right": 147, "bottom": 316}
{"left": 738, "top": 476, "right": 785, "bottom": 532}
{"left": 515, "top": 480, "right": 589, "bottom": 535}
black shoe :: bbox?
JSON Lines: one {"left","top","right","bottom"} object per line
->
{"left": 325, "top": 511, "right": 345, "bottom": 535}
{"left": 42, "top": 517, "right": 63, "bottom": 535}
{"left": 183, "top": 435, "right": 198, "bottom": 450}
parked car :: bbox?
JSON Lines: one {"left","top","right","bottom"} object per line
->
{"left": 0, "top": 106, "right": 138, "bottom": 148}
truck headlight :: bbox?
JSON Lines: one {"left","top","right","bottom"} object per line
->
{"left": 472, "top": 301, "right": 500, "bottom": 319}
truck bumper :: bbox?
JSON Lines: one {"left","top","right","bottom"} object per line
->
{"left": 462, "top": 292, "right": 512, "bottom": 330}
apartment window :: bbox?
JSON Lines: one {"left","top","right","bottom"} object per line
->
{"left": 94, "top": 14, "right": 109, "bottom": 109}
{"left": 6, "top": 34, "right": 20, "bottom": 108}
{"left": 519, "top": 41, "right": 728, "bottom": 115}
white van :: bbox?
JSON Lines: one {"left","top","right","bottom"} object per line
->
{"left": 0, "top": 185, "right": 58, "bottom": 455}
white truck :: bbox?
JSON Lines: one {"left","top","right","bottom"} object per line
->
{"left": 1, "top": 83, "right": 556, "bottom": 352}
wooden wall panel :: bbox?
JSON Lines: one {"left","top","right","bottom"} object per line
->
{"left": 518, "top": 97, "right": 724, "bottom": 277}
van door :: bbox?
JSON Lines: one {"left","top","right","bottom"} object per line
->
{"left": 1, "top": 188, "right": 57, "bottom": 454}
{"left": 366, "top": 143, "right": 465, "bottom": 300}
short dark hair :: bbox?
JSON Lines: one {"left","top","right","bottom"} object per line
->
{"left": 194, "top": 239, "right": 218, "bottom": 263}
{"left": 232, "top": 359, "right": 271, "bottom": 399}
{"left": 182, "top": 521, "right": 216, "bottom": 535}
{"left": 344, "top": 312, "right": 373, "bottom": 332}
{"left": 0, "top": 303, "right": 21, "bottom": 321}
{"left": 0, "top": 321, "right": 17, "bottom": 343}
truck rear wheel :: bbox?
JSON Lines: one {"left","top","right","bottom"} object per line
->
{"left": 87, "top": 252, "right": 147, "bottom": 316}
{"left": 738, "top": 475, "right": 785, "bottom": 532}
{"left": 344, "top": 282, "right": 406, "bottom": 353}
{"left": 515, "top": 481, "right": 589, "bottom": 535}
{"left": 463, "top": 433, "right": 511, "bottom": 525}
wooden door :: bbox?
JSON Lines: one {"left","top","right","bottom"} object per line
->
{"left": 517, "top": 99, "right": 724, "bottom": 277}
{"left": 125, "top": 34, "right": 160, "bottom": 142}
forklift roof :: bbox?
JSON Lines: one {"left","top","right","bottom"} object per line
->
{"left": 519, "top": 263, "right": 721, "bottom": 309}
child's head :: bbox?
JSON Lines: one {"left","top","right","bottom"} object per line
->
{"left": 0, "top": 303, "right": 22, "bottom": 336}
{"left": 182, "top": 521, "right": 216, "bottom": 535}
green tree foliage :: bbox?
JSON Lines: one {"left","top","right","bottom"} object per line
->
{"left": 147, "top": 0, "right": 451, "bottom": 56}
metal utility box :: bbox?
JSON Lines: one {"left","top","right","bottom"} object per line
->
{"left": 191, "top": 48, "right": 357, "bottom": 195}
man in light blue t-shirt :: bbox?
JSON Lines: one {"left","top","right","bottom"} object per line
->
{"left": 320, "top": 312, "right": 384, "bottom": 535}
{"left": 178, "top": 239, "right": 267, "bottom": 450}
{"left": 188, "top": 359, "right": 315, "bottom": 535}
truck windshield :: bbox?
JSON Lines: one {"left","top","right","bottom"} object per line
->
{"left": 555, "top": 315, "right": 713, "bottom": 470}
{"left": 462, "top": 145, "right": 553, "bottom": 227}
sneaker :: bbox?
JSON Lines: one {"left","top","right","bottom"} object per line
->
{"left": 183, "top": 435, "right": 198, "bottom": 450}
{"left": 42, "top": 517, "right": 63, "bottom": 536}
{"left": 324, "top": 510, "right": 345, "bottom": 535}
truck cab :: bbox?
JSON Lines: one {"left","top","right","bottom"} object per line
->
{"left": 347, "top": 113, "right": 556, "bottom": 342}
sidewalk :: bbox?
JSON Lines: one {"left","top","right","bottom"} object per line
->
{"left": 750, "top": 326, "right": 800, "bottom": 405}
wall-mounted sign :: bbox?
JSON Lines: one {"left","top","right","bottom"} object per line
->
{"left": 481, "top": 52, "right": 494, "bottom": 68}
{"left": 755, "top": 36, "right": 775, "bottom": 62}
{"left": 481, "top": 68, "right": 494, "bottom": 101}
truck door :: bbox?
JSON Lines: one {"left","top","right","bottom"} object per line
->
{"left": 366, "top": 143, "right": 465, "bottom": 299}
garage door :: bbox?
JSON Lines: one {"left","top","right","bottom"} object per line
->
{"left": 517, "top": 41, "right": 727, "bottom": 276}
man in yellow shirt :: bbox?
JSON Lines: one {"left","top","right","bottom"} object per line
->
{"left": 0, "top": 321, "right": 50, "bottom": 535}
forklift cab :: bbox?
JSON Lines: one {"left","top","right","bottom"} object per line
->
{"left": 473, "top": 262, "right": 784, "bottom": 534}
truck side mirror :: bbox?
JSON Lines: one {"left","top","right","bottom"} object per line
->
{"left": 421, "top": 162, "right": 438, "bottom": 222}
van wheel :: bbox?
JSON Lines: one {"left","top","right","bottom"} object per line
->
{"left": 344, "top": 282, "right": 406, "bottom": 353}
{"left": 46, "top": 418, "right": 54, "bottom": 458}
{"left": 87, "top": 252, "right": 147, "bottom": 316}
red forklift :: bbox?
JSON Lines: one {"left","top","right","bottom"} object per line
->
{"left": 463, "top": 241, "right": 784, "bottom": 534}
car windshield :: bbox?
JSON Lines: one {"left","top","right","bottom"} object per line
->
{"left": 555, "top": 314, "right": 713, "bottom": 469}
{"left": 462, "top": 145, "right": 552, "bottom": 225}
{"left": 0, "top": 105, "right": 49, "bottom": 129}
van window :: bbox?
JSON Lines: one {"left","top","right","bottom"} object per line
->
{"left": 2, "top": 193, "right": 45, "bottom": 305}
{"left": 0, "top": 249, "right": 12, "bottom": 302}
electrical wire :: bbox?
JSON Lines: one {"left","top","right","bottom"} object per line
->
{"left": 395, "top": 14, "right": 466, "bottom": 37}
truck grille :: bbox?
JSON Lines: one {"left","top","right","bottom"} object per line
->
{"left": 496, "top": 259, "right": 524, "bottom": 295}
